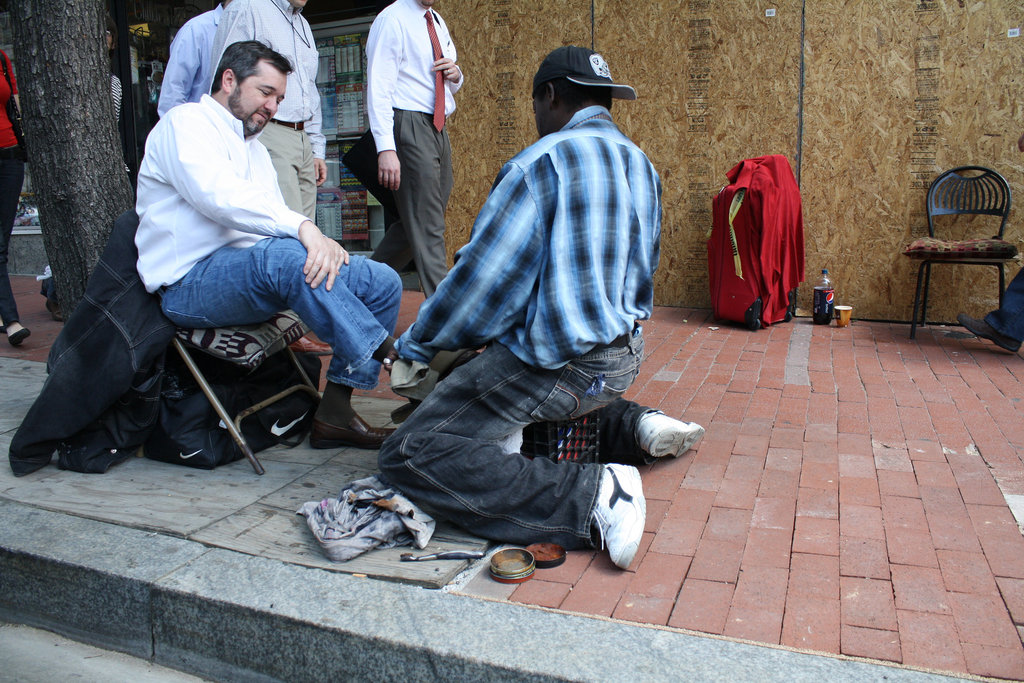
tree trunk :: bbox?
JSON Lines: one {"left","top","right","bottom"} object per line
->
{"left": 10, "top": 0, "right": 133, "bottom": 313}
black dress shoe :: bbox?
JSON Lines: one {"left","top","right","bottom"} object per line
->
{"left": 957, "top": 313, "right": 1021, "bottom": 352}
{"left": 309, "top": 414, "right": 395, "bottom": 449}
{"left": 7, "top": 327, "right": 29, "bottom": 347}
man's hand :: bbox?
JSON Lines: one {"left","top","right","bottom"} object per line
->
{"left": 378, "top": 150, "right": 400, "bottom": 191}
{"left": 314, "top": 158, "right": 328, "bottom": 187}
{"left": 433, "top": 57, "right": 461, "bottom": 84}
{"left": 297, "top": 220, "right": 349, "bottom": 291}
{"left": 381, "top": 347, "right": 399, "bottom": 375}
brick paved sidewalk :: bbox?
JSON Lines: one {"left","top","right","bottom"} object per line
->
{"left": 459, "top": 308, "right": 1024, "bottom": 680}
{"left": 5, "top": 276, "right": 1024, "bottom": 680}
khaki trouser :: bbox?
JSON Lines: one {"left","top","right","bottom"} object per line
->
{"left": 259, "top": 121, "right": 317, "bottom": 221}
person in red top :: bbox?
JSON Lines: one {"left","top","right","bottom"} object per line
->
{"left": 0, "top": 49, "right": 28, "bottom": 346}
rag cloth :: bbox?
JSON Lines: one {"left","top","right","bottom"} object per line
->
{"left": 297, "top": 475, "right": 435, "bottom": 562}
{"left": 390, "top": 348, "right": 479, "bottom": 401}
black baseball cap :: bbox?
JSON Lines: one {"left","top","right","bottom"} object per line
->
{"left": 532, "top": 46, "right": 637, "bottom": 101}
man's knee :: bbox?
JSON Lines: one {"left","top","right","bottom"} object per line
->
{"left": 246, "top": 238, "right": 307, "bottom": 289}
{"left": 362, "top": 257, "right": 403, "bottom": 303}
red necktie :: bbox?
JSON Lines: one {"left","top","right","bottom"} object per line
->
{"left": 425, "top": 10, "right": 445, "bottom": 132}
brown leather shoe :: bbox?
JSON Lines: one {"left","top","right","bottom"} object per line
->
{"left": 309, "top": 414, "right": 395, "bottom": 449}
{"left": 289, "top": 334, "right": 332, "bottom": 355}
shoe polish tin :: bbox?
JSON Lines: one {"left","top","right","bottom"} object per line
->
{"left": 490, "top": 548, "right": 535, "bottom": 583}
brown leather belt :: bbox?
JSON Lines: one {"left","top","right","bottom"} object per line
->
{"left": 270, "top": 118, "right": 305, "bottom": 131}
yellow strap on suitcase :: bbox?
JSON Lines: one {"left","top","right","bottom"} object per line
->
{"left": 728, "top": 187, "right": 745, "bottom": 279}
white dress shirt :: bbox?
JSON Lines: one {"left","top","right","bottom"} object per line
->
{"left": 366, "top": 0, "right": 463, "bottom": 152}
{"left": 135, "top": 94, "right": 309, "bottom": 293}
{"left": 210, "top": 0, "right": 324, "bottom": 158}
{"left": 157, "top": 4, "right": 223, "bottom": 117}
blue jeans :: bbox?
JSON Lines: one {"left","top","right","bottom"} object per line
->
{"left": 987, "top": 268, "right": 1024, "bottom": 342}
{"left": 378, "top": 331, "right": 646, "bottom": 550}
{"left": 161, "top": 238, "right": 402, "bottom": 389}
{"left": 0, "top": 157, "right": 25, "bottom": 325}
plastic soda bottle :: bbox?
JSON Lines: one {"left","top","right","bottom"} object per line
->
{"left": 812, "top": 269, "right": 834, "bottom": 325}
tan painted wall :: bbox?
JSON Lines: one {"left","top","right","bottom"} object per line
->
{"left": 442, "top": 0, "right": 1024, "bottom": 321}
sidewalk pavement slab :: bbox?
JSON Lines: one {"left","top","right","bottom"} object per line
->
{"left": 0, "top": 496, "right": 967, "bottom": 681}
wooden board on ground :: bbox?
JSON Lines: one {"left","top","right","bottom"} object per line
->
{"left": 191, "top": 502, "right": 488, "bottom": 589}
{"left": 1, "top": 385, "right": 490, "bottom": 589}
{"left": 0, "top": 452, "right": 313, "bottom": 536}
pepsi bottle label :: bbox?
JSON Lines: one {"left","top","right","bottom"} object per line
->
{"left": 813, "top": 287, "right": 835, "bottom": 324}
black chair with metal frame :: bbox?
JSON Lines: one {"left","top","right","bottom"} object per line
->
{"left": 171, "top": 311, "right": 321, "bottom": 475}
{"left": 903, "top": 165, "right": 1016, "bottom": 339}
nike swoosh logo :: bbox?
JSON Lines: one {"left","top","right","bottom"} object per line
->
{"left": 270, "top": 411, "right": 308, "bottom": 437}
{"left": 179, "top": 449, "right": 201, "bottom": 460}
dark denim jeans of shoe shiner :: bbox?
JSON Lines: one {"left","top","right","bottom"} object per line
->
{"left": 0, "top": 157, "right": 25, "bottom": 325}
{"left": 378, "top": 331, "right": 645, "bottom": 550}
{"left": 161, "top": 238, "right": 401, "bottom": 389}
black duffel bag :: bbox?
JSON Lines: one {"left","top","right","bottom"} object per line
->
{"left": 144, "top": 351, "right": 320, "bottom": 469}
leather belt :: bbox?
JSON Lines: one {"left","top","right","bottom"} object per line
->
{"left": 607, "top": 332, "right": 631, "bottom": 348}
{"left": 592, "top": 330, "right": 633, "bottom": 352}
{"left": 0, "top": 146, "right": 24, "bottom": 160}
{"left": 270, "top": 118, "right": 305, "bottom": 131}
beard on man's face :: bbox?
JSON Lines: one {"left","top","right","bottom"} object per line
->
{"left": 228, "top": 87, "right": 270, "bottom": 137}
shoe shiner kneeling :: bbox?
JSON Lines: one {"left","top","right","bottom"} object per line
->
{"left": 378, "top": 46, "right": 702, "bottom": 570}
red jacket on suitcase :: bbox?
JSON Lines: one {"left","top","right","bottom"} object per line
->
{"left": 708, "top": 155, "right": 805, "bottom": 329}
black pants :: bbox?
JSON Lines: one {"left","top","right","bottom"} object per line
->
{"left": 0, "top": 155, "right": 25, "bottom": 325}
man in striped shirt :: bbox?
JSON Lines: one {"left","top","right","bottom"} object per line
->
{"left": 378, "top": 47, "right": 704, "bottom": 570}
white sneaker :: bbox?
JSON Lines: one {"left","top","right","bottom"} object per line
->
{"left": 495, "top": 428, "right": 524, "bottom": 455}
{"left": 636, "top": 411, "right": 705, "bottom": 458}
{"left": 592, "top": 464, "right": 646, "bottom": 569}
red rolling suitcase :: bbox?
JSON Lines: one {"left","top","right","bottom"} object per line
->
{"left": 708, "top": 155, "right": 805, "bottom": 330}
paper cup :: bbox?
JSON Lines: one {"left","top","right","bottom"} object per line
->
{"left": 835, "top": 305, "right": 853, "bottom": 327}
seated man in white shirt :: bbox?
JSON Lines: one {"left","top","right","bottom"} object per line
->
{"left": 136, "top": 40, "right": 401, "bottom": 449}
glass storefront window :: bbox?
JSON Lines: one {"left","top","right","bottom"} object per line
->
{"left": 109, "top": 1, "right": 381, "bottom": 253}
{"left": 313, "top": 22, "right": 384, "bottom": 253}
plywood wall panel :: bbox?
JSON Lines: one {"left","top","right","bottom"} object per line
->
{"left": 602, "top": 0, "right": 802, "bottom": 307}
{"left": 919, "top": 1, "right": 1024, "bottom": 321}
{"left": 440, "top": 0, "right": 1024, "bottom": 322}
{"left": 800, "top": 3, "right": 919, "bottom": 319}
{"left": 443, "top": 1, "right": 592, "bottom": 260}
{"left": 801, "top": 1, "right": 1024, "bottom": 321}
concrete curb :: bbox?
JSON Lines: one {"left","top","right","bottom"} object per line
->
{"left": 0, "top": 498, "right": 967, "bottom": 682}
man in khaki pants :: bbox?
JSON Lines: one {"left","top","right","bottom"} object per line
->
{"left": 210, "top": 0, "right": 326, "bottom": 220}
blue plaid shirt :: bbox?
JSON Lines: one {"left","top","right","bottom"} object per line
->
{"left": 396, "top": 106, "right": 662, "bottom": 369}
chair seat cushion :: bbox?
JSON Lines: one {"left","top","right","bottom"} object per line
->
{"left": 903, "top": 237, "right": 1018, "bottom": 260}
{"left": 176, "top": 310, "right": 309, "bottom": 370}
